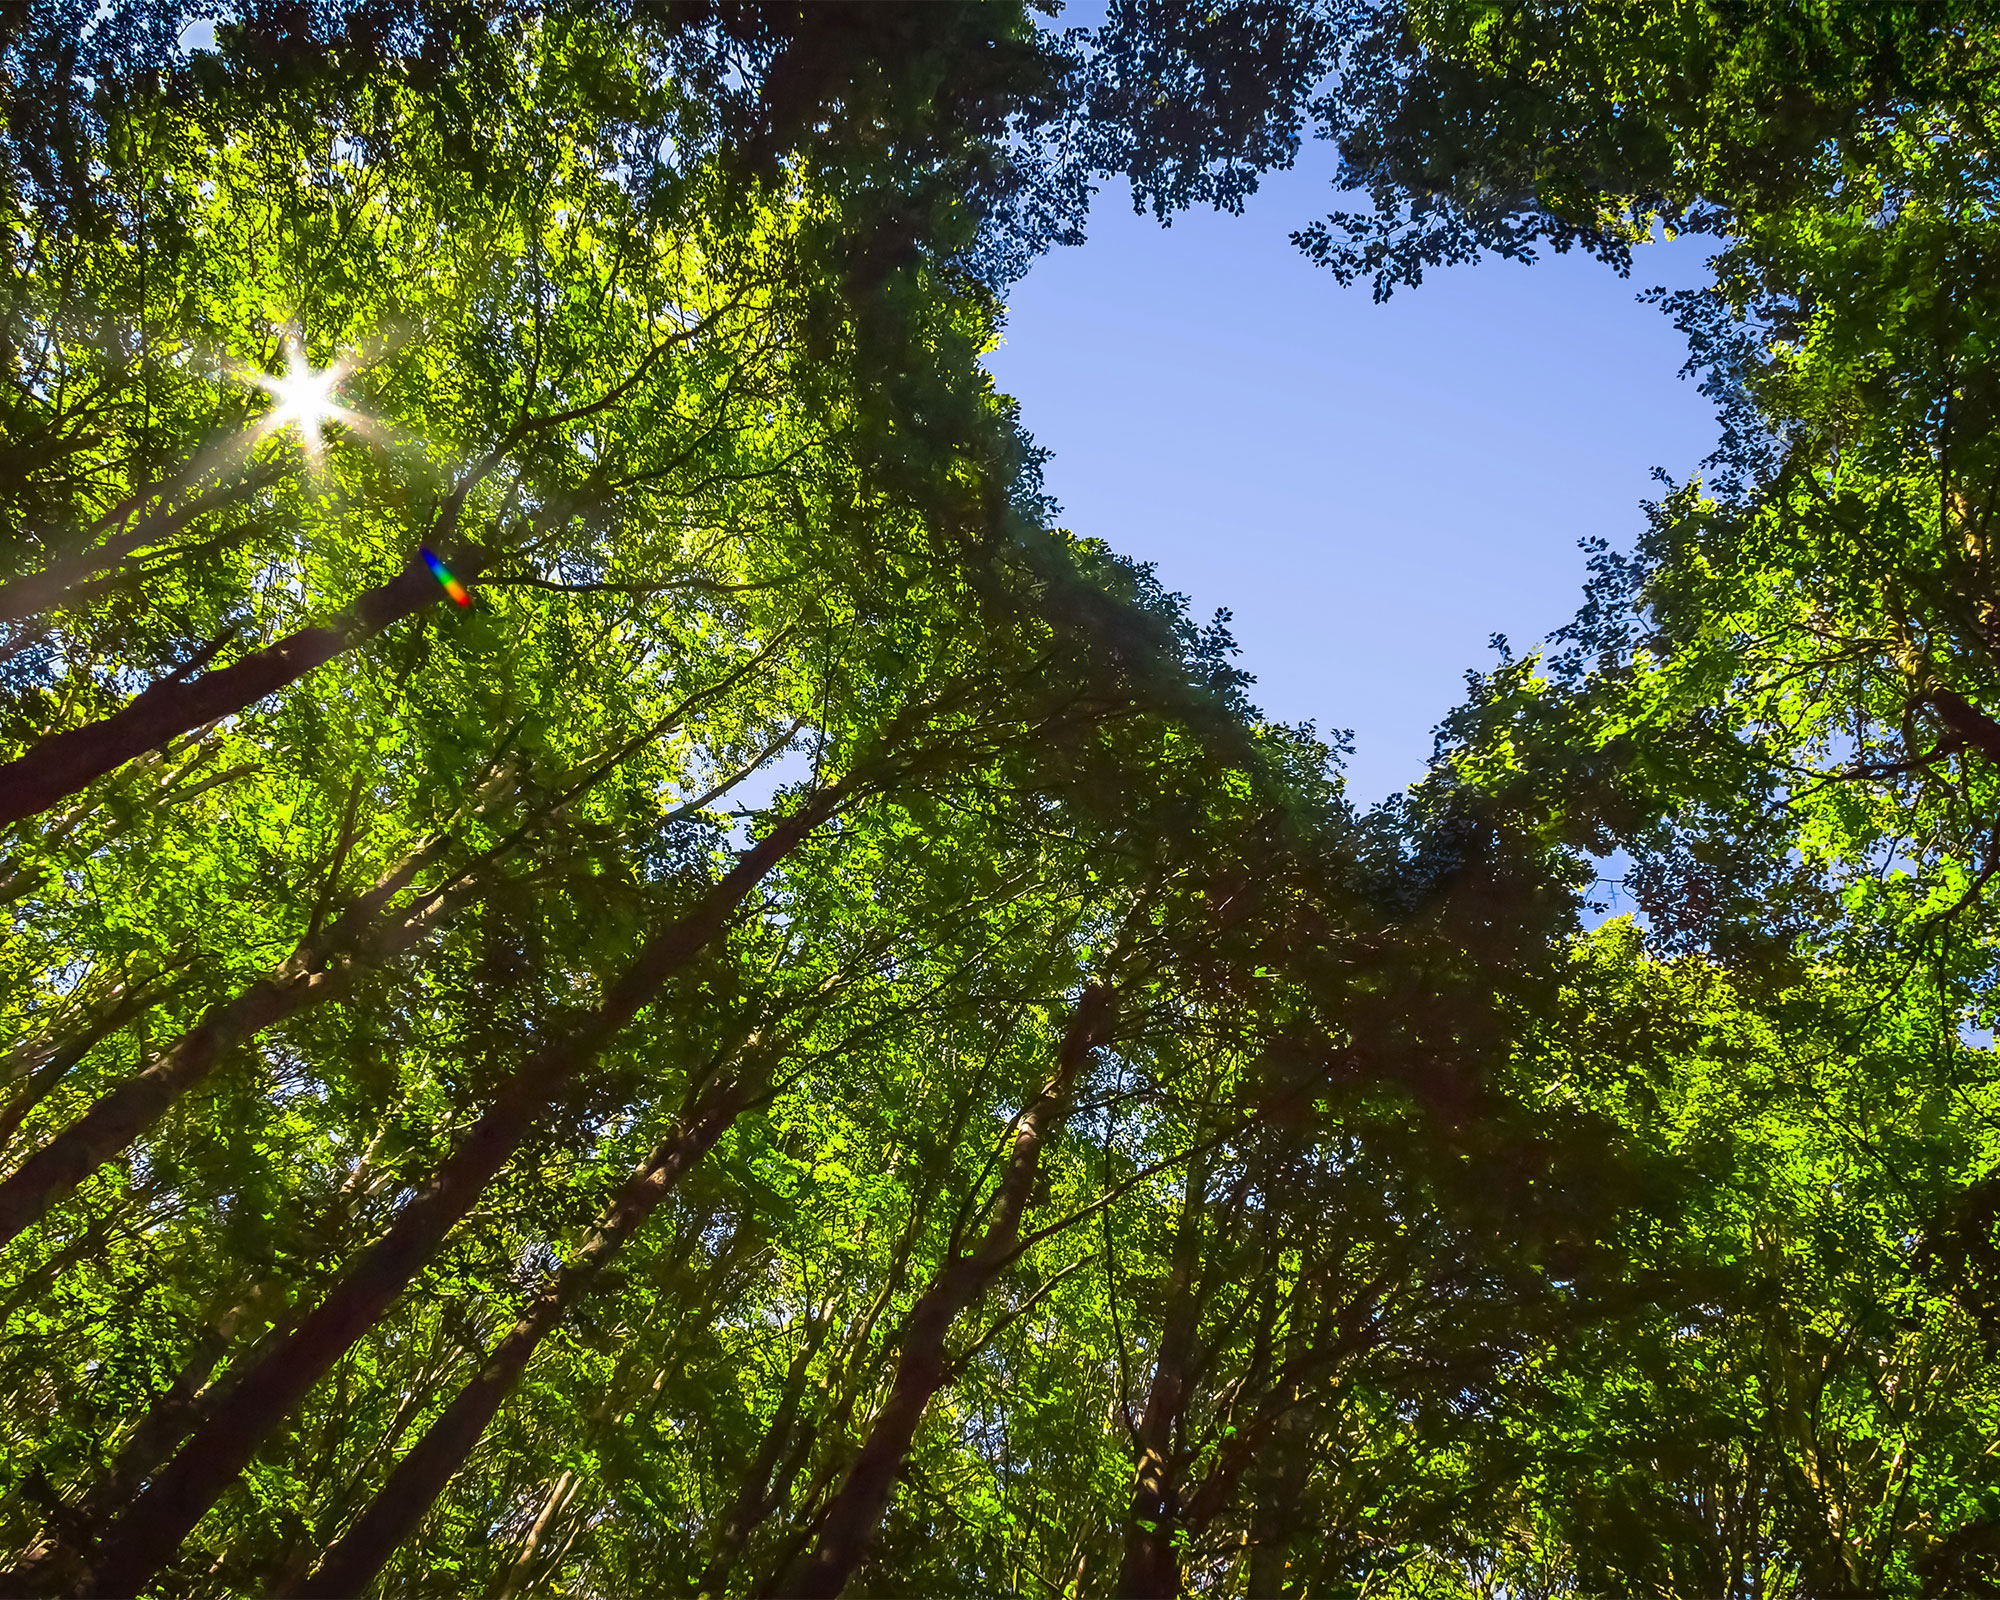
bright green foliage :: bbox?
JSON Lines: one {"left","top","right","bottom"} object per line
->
{"left": 1307, "top": 2, "right": 2000, "bottom": 1592}
{"left": 7, "top": 3, "right": 2000, "bottom": 1599}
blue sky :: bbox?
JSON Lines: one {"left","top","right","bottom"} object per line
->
{"left": 984, "top": 144, "right": 1722, "bottom": 805}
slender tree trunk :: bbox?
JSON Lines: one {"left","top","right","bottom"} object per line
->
{"left": 14, "top": 1301, "right": 303, "bottom": 1594}
{"left": 99, "top": 1293, "right": 294, "bottom": 1493}
{"left": 487, "top": 1470, "right": 578, "bottom": 1600}
{"left": 0, "top": 523, "right": 162, "bottom": 627}
{"left": 53, "top": 775, "right": 858, "bottom": 1600}
{"left": 1177, "top": 1272, "right": 1395, "bottom": 1540}
{"left": 1242, "top": 1289, "right": 1317, "bottom": 1600}
{"left": 0, "top": 851, "right": 470, "bottom": 1250}
{"left": 1118, "top": 1148, "right": 1211, "bottom": 1600}
{"left": 0, "top": 1190, "right": 146, "bottom": 1330}
{"left": 0, "top": 317, "right": 723, "bottom": 828}
{"left": 0, "top": 447, "right": 272, "bottom": 625}
{"left": 12, "top": 1127, "right": 396, "bottom": 1590}
{"left": 779, "top": 985, "right": 1117, "bottom": 1600}
{"left": 746, "top": 1238, "right": 927, "bottom": 1597}
{"left": 0, "top": 977, "right": 155, "bottom": 1092}
{"left": 0, "top": 553, "right": 460, "bottom": 829}
{"left": 0, "top": 986, "right": 165, "bottom": 1152}
{"left": 695, "top": 1305, "right": 838, "bottom": 1600}
{"left": 294, "top": 1077, "right": 756, "bottom": 1598}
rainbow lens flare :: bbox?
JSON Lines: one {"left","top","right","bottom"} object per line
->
{"left": 419, "top": 545, "right": 472, "bottom": 608}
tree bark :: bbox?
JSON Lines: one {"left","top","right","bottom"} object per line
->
{"left": 1928, "top": 687, "right": 2000, "bottom": 766}
{"left": 7, "top": 1285, "right": 301, "bottom": 1596}
{"left": 0, "top": 1191, "right": 145, "bottom": 1331}
{"left": 1118, "top": 1147, "right": 1211, "bottom": 1600}
{"left": 0, "top": 553, "right": 459, "bottom": 829}
{"left": 0, "top": 852, "right": 470, "bottom": 1250}
{"left": 54, "top": 775, "right": 858, "bottom": 1600}
{"left": 0, "top": 307, "right": 737, "bottom": 830}
{"left": 745, "top": 1234, "right": 929, "bottom": 1597}
{"left": 778, "top": 984, "right": 1117, "bottom": 1600}
{"left": 16, "top": 1118, "right": 403, "bottom": 1590}
{"left": 1176, "top": 1271, "right": 1395, "bottom": 1539}
{"left": 294, "top": 1077, "right": 756, "bottom": 1598}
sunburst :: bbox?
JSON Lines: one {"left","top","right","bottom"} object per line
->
{"left": 247, "top": 337, "right": 368, "bottom": 461}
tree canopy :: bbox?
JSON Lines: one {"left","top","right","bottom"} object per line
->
{"left": 5, "top": 2, "right": 2000, "bottom": 1597}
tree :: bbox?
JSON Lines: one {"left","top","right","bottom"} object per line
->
{"left": 22, "top": 3, "right": 1995, "bottom": 1596}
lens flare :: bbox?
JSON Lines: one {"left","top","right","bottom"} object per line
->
{"left": 247, "top": 337, "right": 364, "bottom": 460}
{"left": 420, "top": 545, "right": 473, "bottom": 607}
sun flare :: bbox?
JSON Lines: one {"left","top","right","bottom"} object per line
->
{"left": 248, "top": 338, "right": 364, "bottom": 459}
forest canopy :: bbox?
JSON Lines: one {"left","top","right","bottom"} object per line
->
{"left": 3, "top": 2, "right": 2000, "bottom": 1597}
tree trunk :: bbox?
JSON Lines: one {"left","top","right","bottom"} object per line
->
{"left": 0, "top": 450, "right": 272, "bottom": 626}
{"left": 745, "top": 1236, "right": 928, "bottom": 1597}
{"left": 0, "top": 1191, "right": 145, "bottom": 1330}
{"left": 0, "top": 553, "right": 458, "bottom": 829}
{"left": 1928, "top": 687, "right": 2000, "bottom": 765}
{"left": 694, "top": 1305, "right": 838, "bottom": 1600}
{"left": 1242, "top": 1296, "right": 1317, "bottom": 1600}
{"left": 8, "top": 1291, "right": 300, "bottom": 1593}
{"left": 0, "top": 521, "right": 165, "bottom": 626}
{"left": 0, "top": 324, "right": 731, "bottom": 829}
{"left": 53, "top": 775, "right": 857, "bottom": 1600}
{"left": 1177, "top": 1270, "right": 1395, "bottom": 1540}
{"left": 12, "top": 1130, "right": 397, "bottom": 1590}
{"left": 0, "top": 986, "right": 164, "bottom": 1153}
{"left": 294, "top": 1077, "right": 755, "bottom": 1598}
{"left": 1118, "top": 1147, "right": 1211, "bottom": 1600}
{"left": 0, "top": 852, "right": 469, "bottom": 1250}
{"left": 487, "top": 1470, "right": 578, "bottom": 1600}
{"left": 778, "top": 984, "right": 1117, "bottom": 1600}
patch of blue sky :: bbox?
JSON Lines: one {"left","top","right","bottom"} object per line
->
{"left": 985, "top": 141, "right": 1724, "bottom": 808}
